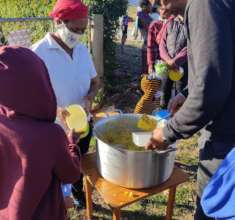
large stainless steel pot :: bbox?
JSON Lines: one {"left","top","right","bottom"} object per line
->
{"left": 94, "top": 114, "right": 176, "bottom": 189}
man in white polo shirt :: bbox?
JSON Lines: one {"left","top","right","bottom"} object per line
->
{"left": 32, "top": 0, "right": 99, "bottom": 209}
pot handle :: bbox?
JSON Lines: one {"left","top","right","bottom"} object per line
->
{"left": 154, "top": 146, "right": 176, "bottom": 155}
{"left": 102, "top": 109, "right": 123, "bottom": 118}
{"left": 113, "top": 109, "right": 123, "bottom": 114}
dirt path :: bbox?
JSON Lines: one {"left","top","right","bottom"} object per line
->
{"left": 103, "top": 38, "right": 143, "bottom": 113}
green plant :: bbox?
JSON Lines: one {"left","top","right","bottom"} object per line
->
{"left": 85, "top": 0, "right": 128, "bottom": 95}
{"left": 0, "top": 0, "right": 56, "bottom": 43}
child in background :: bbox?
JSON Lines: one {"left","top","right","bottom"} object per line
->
{"left": 159, "top": 15, "right": 187, "bottom": 108}
{"left": 121, "top": 15, "right": 133, "bottom": 53}
{"left": 134, "top": 5, "right": 171, "bottom": 114}
{"left": 137, "top": 0, "right": 153, "bottom": 73}
{"left": 147, "top": 5, "right": 173, "bottom": 73}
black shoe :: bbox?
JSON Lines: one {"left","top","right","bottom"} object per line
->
{"left": 73, "top": 192, "right": 86, "bottom": 210}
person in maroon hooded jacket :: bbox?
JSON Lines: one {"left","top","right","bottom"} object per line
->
{"left": 0, "top": 46, "right": 81, "bottom": 220}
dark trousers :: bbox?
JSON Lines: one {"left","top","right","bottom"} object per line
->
{"left": 195, "top": 197, "right": 214, "bottom": 220}
{"left": 161, "top": 68, "right": 188, "bottom": 108}
{"left": 72, "top": 124, "right": 92, "bottom": 201}
{"left": 161, "top": 63, "right": 188, "bottom": 108}
{"left": 142, "top": 47, "right": 148, "bottom": 74}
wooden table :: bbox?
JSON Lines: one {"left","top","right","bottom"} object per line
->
{"left": 81, "top": 153, "right": 188, "bottom": 220}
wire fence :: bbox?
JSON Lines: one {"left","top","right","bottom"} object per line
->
{"left": 0, "top": 17, "right": 54, "bottom": 47}
{"left": 0, "top": 16, "right": 92, "bottom": 48}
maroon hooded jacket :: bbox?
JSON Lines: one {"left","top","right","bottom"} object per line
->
{"left": 0, "top": 46, "right": 80, "bottom": 220}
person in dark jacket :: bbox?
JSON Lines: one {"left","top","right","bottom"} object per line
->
{"left": 147, "top": 0, "right": 235, "bottom": 219}
{"left": 0, "top": 46, "right": 81, "bottom": 220}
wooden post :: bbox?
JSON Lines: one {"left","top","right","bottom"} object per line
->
{"left": 112, "top": 208, "right": 121, "bottom": 220}
{"left": 165, "top": 186, "right": 177, "bottom": 220}
{"left": 84, "top": 177, "right": 93, "bottom": 220}
{"left": 87, "top": 17, "right": 92, "bottom": 53}
{"left": 92, "top": 14, "right": 104, "bottom": 81}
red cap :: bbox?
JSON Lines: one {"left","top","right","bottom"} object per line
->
{"left": 50, "top": 0, "right": 88, "bottom": 20}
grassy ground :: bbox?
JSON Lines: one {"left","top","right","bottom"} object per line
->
{"left": 68, "top": 32, "right": 199, "bottom": 220}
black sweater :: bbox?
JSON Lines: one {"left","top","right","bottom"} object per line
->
{"left": 163, "top": 0, "right": 235, "bottom": 144}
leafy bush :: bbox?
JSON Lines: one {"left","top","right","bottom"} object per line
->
{"left": 0, "top": 0, "right": 55, "bottom": 43}
{"left": 85, "top": 0, "right": 128, "bottom": 94}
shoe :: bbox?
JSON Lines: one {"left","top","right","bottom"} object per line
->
{"left": 73, "top": 192, "right": 86, "bottom": 210}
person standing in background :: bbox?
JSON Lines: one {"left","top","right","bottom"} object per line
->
{"left": 147, "top": 4, "right": 172, "bottom": 73}
{"left": 159, "top": 13, "right": 187, "bottom": 108}
{"left": 137, "top": 0, "right": 153, "bottom": 73}
{"left": 134, "top": 4, "right": 172, "bottom": 114}
{"left": 147, "top": 0, "right": 235, "bottom": 219}
{"left": 121, "top": 14, "right": 133, "bottom": 53}
{"left": 32, "top": 0, "right": 100, "bottom": 209}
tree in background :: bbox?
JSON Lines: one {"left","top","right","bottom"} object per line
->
{"left": 85, "top": 0, "right": 128, "bottom": 95}
{"left": 0, "top": 0, "right": 128, "bottom": 96}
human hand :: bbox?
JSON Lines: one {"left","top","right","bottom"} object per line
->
{"left": 145, "top": 128, "right": 168, "bottom": 150}
{"left": 57, "top": 107, "right": 70, "bottom": 129}
{"left": 67, "top": 129, "right": 80, "bottom": 145}
{"left": 166, "top": 59, "right": 176, "bottom": 69}
{"left": 168, "top": 93, "right": 186, "bottom": 115}
{"left": 148, "top": 65, "right": 154, "bottom": 74}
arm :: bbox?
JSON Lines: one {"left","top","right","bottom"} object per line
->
{"left": 159, "top": 21, "right": 172, "bottom": 62}
{"left": 147, "top": 22, "right": 159, "bottom": 70}
{"left": 54, "top": 128, "right": 81, "bottom": 184}
{"left": 86, "top": 76, "right": 100, "bottom": 101}
{"left": 84, "top": 49, "right": 100, "bottom": 112}
{"left": 163, "top": 0, "right": 234, "bottom": 142}
{"left": 172, "top": 47, "right": 187, "bottom": 67}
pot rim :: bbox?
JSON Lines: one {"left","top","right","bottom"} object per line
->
{"left": 94, "top": 113, "right": 176, "bottom": 155}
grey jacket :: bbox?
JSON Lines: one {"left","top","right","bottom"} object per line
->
{"left": 165, "top": 17, "right": 187, "bottom": 58}
{"left": 164, "top": 0, "right": 235, "bottom": 145}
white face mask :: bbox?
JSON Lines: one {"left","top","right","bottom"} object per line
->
{"left": 56, "top": 23, "right": 83, "bottom": 49}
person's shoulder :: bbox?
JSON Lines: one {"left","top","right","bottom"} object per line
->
{"left": 31, "top": 34, "right": 49, "bottom": 52}
{"left": 187, "top": 0, "right": 228, "bottom": 18}
{"left": 75, "top": 43, "right": 90, "bottom": 56}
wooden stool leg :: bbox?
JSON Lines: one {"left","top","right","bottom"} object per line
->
{"left": 112, "top": 208, "right": 121, "bottom": 220}
{"left": 165, "top": 186, "right": 177, "bottom": 220}
{"left": 84, "top": 176, "right": 93, "bottom": 220}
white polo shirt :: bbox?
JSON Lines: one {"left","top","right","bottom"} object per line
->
{"left": 31, "top": 33, "right": 97, "bottom": 108}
